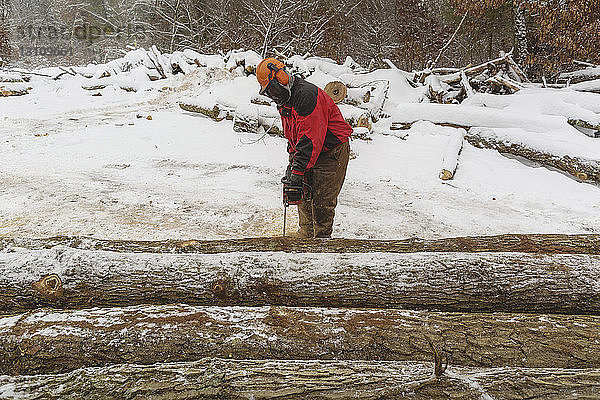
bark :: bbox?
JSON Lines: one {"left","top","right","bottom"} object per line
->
{"left": 2, "top": 249, "right": 600, "bottom": 314}
{"left": 568, "top": 118, "right": 600, "bottom": 132}
{"left": 467, "top": 127, "right": 600, "bottom": 183}
{"left": 2, "top": 359, "right": 600, "bottom": 400}
{"left": 178, "top": 101, "right": 234, "bottom": 121}
{"left": 1, "top": 233, "right": 598, "bottom": 255}
{"left": 3, "top": 305, "right": 600, "bottom": 375}
{"left": 513, "top": 1, "right": 529, "bottom": 67}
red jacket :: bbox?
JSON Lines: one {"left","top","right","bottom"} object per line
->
{"left": 279, "top": 77, "right": 352, "bottom": 176}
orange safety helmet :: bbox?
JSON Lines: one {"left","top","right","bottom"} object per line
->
{"left": 256, "top": 57, "right": 289, "bottom": 92}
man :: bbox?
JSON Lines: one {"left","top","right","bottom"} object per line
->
{"left": 256, "top": 57, "right": 352, "bottom": 238}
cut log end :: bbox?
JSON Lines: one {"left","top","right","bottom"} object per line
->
{"left": 324, "top": 81, "right": 347, "bottom": 104}
{"left": 439, "top": 169, "right": 454, "bottom": 180}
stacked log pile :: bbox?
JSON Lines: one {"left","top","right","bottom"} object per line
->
{"left": 2, "top": 233, "right": 600, "bottom": 398}
{"left": 2, "top": 46, "right": 599, "bottom": 184}
{"left": 388, "top": 54, "right": 600, "bottom": 183}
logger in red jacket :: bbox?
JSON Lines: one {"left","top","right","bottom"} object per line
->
{"left": 256, "top": 57, "right": 352, "bottom": 238}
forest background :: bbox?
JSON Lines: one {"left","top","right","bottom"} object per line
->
{"left": 0, "top": 0, "right": 598, "bottom": 79}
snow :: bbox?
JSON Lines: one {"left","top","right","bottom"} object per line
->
{"left": 1, "top": 51, "right": 600, "bottom": 240}
{"left": 393, "top": 102, "right": 576, "bottom": 133}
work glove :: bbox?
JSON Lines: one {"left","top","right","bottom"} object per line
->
{"left": 281, "top": 164, "right": 292, "bottom": 184}
{"left": 289, "top": 173, "right": 303, "bottom": 186}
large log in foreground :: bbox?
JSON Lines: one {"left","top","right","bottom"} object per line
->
{"left": 2, "top": 248, "right": 600, "bottom": 315}
{"left": 1, "top": 233, "right": 599, "bottom": 255}
{"left": 2, "top": 359, "right": 600, "bottom": 400}
{"left": 2, "top": 305, "right": 600, "bottom": 375}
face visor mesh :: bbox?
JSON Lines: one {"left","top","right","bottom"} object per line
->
{"left": 261, "top": 78, "right": 291, "bottom": 105}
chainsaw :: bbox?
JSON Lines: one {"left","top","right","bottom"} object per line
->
{"left": 281, "top": 178, "right": 311, "bottom": 237}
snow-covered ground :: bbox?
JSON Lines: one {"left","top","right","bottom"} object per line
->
{"left": 1, "top": 63, "right": 599, "bottom": 240}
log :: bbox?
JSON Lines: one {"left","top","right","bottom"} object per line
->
{"left": 232, "top": 104, "right": 259, "bottom": 134}
{"left": 440, "top": 53, "right": 512, "bottom": 84}
{"left": 392, "top": 119, "right": 600, "bottom": 183}
{"left": 558, "top": 67, "right": 600, "bottom": 84}
{"left": 3, "top": 249, "right": 600, "bottom": 314}
{"left": 323, "top": 81, "right": 347, "bottom": 104}
{"left": 467, "top": 127, "right": 600, "bottom": 182}
{"left": 3, "top": 305, "right": 600, "bottom": 375}
{"left": 345, "top": 87, "right": 371, "bottom": 106}
{"left": 179, "top": 101, "right": 234, "bottom": 121}
{"left": 569, "top": 79, "right": 600, "bottom": 94}
{"left": 568, "top": 118, "right": 600, "bottom": 133}
{"left": 487, "top": 73, "right": 522, "bottom": 94}
{"left": 2, "top": 359, "right": 600, "bottom": 399}
{"left": 1, "top": 233, "right": 598, "bottom": 255}
{"left": 439, "top": 129, "right": 465, "bottom": 180}
{"left": 0, "top": 83, "right": 30, "bottom": 96}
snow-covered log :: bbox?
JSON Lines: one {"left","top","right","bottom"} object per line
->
{"left": 337, "top": 104, "right": 372, "bottom": 130}
{"left": 232, "top": 104, "right": 260, "bottom": 133}
{"left": 178, "top": 100, "right": 234, "bottom": 121}
{"left": 462, "top": 91, "right": 600, "bottom": 132}
{"left": 1, "top": 234, "right": 598, "bottom": 255}
{"left": 392, "top": 103, "right": 573, "bottom": 133}
{"left": 2, "top": 249, "right": 599, "bottom": 314}
{"left": 439, "top": 129, "right": 465, "bottom": 180}
{"left": 466, "top": 127, "right": 600, "bottom": 182}
{"left": 0, "top": 83, "right": 29, "bottom": 96}
{"left": 0, "top": 71, "right": 26, "bottom": 83}
{"left": 2, "top": 305, "right": 600, "bottom": 375}
{"left": 225, "top": 49, "right": 261, "bottom": 74}
{"left": 345, "top": 87, "right": 371, "bottom": 107}
{"left": 439, "top": 53, "right": 514, "bottom": 84}
{"left": 558, "top": 67, "right": 600, "bottom": 84}
{"left": 570, "top": 79, "right": 600, "bottom": 94}
{"left": 169, "top": 51, "right": 196, "bottom": 75}
{"left": 3, "top": 359, "right": 600, "bottom": 399}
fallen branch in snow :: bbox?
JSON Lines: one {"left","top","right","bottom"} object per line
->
{"left": 2, "top": 304, "right": 600, "bottom": 375}
{"left": 2, "top": 249, "right": 599, "bottom": 314}
{"left": 1, "top": 233, "right": 598, "bottom": 255}
{"left": 3, "top": 359, "right": 599, "bottom": 399}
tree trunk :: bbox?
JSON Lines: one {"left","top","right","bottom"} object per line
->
{"left": 2, "top": 358, "right": 600, "bottom": 400}
{"left": 513, "top": 1, "right": 529, "bottom": 66}
{"left": 3, "top": 305, "right": 600, "bottom": 375}
{"left": 1, "top": 233, "right": 598, "bottom": 255}
{"left": 3, "top": 247, "right": 599, "bottom": 315}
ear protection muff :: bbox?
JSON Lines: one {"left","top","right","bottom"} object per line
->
{"left": 267, "top": 62, "right": 289, "bottom": 86}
